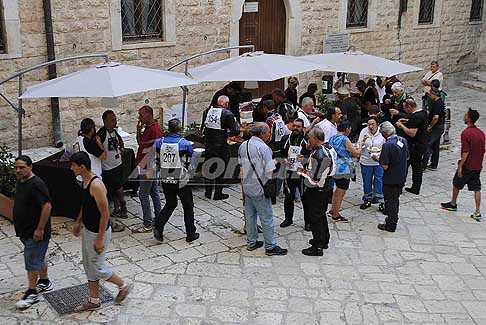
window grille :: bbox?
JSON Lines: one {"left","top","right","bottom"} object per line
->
{"left": 418, "top": 0, "right": 435, "bottom": 24}
{"left": 470, "top": 0, "right": 484, "bottom": 21}
{"left": 346, "top": 0, "right": 369, "bottom": 28}
{"left": 121, "top": 0, "right": 163, "bottom": 41}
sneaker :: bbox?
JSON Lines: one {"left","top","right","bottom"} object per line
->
{"left": 115, "top": 283, "right": 133, "bottom": 304}
{"left": 360, "top": 201, "right": 371, "bottom": 210}
{"left": 441, "top": 202, "right": 458, "bottom": 211}
{"left": 471, "top": 212, "right": 482, "bottom": 222}
{"left": 204, "top": 191, "right": 212, "bottom": 200}
{"left": 377, "top": 223, "right": 396, "bottom": 232}
{"left": 132, "top": 225, "right": 152, "bottom": 233}
{"left": 247, "top": 240, "right": 264, "bottom": 251}
{"left": 73, "top": 300, "right": 101, "bottom": 313}
{"left": 265, "top": 245, "right": 288, "bottom": 256}
{"left": 378, "top": 203, "right": 386, "bottom": 214}
{"left": 280, "top": 219, "right": 293, "bottom": 228}
{"left": 36, "top": 279, "right": 52, "bottom": 292}
{"left": 186, "top": 233, "right": 200, "bottom": 243}
{"left": 213, "top": 194, "right": 229, "bottom": 200}
{"left": 331, "top": 214, "right": 349, "bottom": 223}
{"left": 15, "top": 290, "right": 39, "bottom": 310}
{"left": 302, "top": 246, "right": 323, "bottom": 256}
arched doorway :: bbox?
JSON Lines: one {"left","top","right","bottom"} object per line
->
{"left": 239, "top": 0, "right": 286, "bottom": 98}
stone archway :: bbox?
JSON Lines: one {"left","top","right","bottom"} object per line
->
{"left": 229, "top": 0, "right": 302, "bottom": 57}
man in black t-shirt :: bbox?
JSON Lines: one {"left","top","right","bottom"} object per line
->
{"left": 422, "top": 89, "right": 446, "bottom": 170}
{"left": 396, "top": 98, "right": 428, "bottom": 195}
{"left": 13, "top": 155, "right": 53, "bottom": 310}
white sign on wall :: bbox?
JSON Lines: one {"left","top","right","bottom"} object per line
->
{"left": 324, "top": 33, "right": 350, "bottom": 53}
{"left": 243, "top": 2, "right": 258, "bottom": 13}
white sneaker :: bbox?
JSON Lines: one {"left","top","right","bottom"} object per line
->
{"left": 15, "top": 291, "right": 39, "bottom": 309}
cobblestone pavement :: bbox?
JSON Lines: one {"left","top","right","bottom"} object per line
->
{"left": 2, "top": 86, "right": 486, "bottom": 324}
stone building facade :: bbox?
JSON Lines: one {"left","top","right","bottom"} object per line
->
{"left": 0, "top": 0, "right": 484, "bottom": 149}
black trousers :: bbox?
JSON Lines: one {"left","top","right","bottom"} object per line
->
{"left": 303, "top": 186, "right": 332, "bottom": 248}
{"left": 423, "top": 125, "right": 444, "bottom": 168}
{"left": 283, "top": 173, "right": 301, "bottom": 221}
{"left": 203, "top": 146, "right": 229, "bottom": 197}
{"left": 408, "top": 144, "right": 425, "bottom": 192}
{"left": 154, "top": 182, "right": 196, "bottom": 237}
{"left": 383, "top": 184, "right": 402, "bottom": 230}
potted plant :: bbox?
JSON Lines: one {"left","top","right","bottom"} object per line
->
{"left": 0, "top": 143, "right": 15, "bottom": 221}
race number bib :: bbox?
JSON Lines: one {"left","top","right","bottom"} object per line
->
{"left": 273, "top": 119, "right": 286, "bottom": 142}
{"left": 288, "top": 145, "right": 302, "bottom": 171}
{"left": 159, "top": 143, "right": 182, "bottom": 169}
{"left": 204, "top": 107, "right": 223, "bottom": 130}
{"left": 288, "top": 145, "right": 301, "bottom": 163}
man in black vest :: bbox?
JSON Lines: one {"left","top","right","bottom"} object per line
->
{"left": 202, "top": 95, "right": 240, "bottom": 200}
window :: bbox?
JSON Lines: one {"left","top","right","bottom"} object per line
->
{"left": 470, "top": 0, "right": 484, "bottom": 21}
{"left": 346, "top": 0, "right": 369, "bottom": 28}
{"left": 121, "top": 0, "right": 163, "bottom": 42}
{"left": 418, "top": 0, "right": 435, "bottom": 24}
{"left": 0, "top": 0, "right": 22, "bottom": 59}
{"left": 0, "top": 6, "right": 5, "bottom": 53}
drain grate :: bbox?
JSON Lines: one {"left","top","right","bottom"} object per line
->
{"left": 43, "top": 283, "right": 113, "bottom": 315}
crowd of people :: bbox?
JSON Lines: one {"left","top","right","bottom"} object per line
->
{"left": 10, "top": 60, "right": 486, "bottom": 311}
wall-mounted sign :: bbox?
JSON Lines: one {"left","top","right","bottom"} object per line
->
{"left": 243, "top": 2, "right": 258, "bottom": 13}
{"left": 324, "top": 33, "right": 350, "bottom": 53}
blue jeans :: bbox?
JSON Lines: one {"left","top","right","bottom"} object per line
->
{"left": 361, "top": 164, "right": 384, "bottom": 203}
{"left": 21, "top": 238, "right": 49, "bottom": 271}
{"left": 138, "top": 175, "right": 161, "bottom": 226}
{"left": 245, "top": 195, "right": 277, "bottom": 250}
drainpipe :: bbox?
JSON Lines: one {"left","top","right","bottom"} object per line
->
{"left": 43, "top": 0, "right": 63, "bottom": 148}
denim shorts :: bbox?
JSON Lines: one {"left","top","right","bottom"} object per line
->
{"left": 21, "top": 238, "right": 49, "bottom": 271}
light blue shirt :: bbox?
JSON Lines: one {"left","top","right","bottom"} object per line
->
{"left": 238, "top": 136, "right": 276, "bottom": 197}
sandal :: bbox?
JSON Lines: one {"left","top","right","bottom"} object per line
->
{"left": 331, "top": 214, "right": 349, "bottom": 223}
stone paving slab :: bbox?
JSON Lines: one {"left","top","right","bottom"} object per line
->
{"left": 1, "top": 86, "right": 486, "bottom": 324}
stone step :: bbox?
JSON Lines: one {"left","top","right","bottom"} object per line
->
{"left": 468, "top": 71, "right": 486, "bottom": 83}
{"left": 462, "top": 80, "right": 486, "bottom": 93}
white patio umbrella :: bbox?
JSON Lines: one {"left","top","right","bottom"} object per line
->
{"left": 301, "top": 50, "right": 422, "bottom": 77}
{"left": 20, "top": 61, "right": 198, "bottom": 98}
{"left": 188, "top": 51, "right": 326, "bottom": 82}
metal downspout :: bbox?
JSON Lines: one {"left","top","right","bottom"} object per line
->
{"left": 43, "top": 0, "right": 63, "bottom": 148}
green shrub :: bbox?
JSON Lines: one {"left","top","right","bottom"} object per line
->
{"left": 0, "top": 144, "right": 16, "bottom": 197}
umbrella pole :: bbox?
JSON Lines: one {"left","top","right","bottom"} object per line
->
{"left": 181, "top": 61, "right": 189, "bottom": 129}
{"left": 18, "top": 76, "right": 23, "bottom": 156}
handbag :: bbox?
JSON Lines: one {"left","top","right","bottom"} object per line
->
{"left": 246, "top": 141, "right": 276, "bottom": 199}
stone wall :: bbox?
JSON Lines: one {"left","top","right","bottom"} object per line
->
{"left": 0, "top": 0, "right": 483, "bottom": 150}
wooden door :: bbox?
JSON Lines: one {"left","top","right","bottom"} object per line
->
{"left": 239, "top": 0, "right": 286, "bottom": 98}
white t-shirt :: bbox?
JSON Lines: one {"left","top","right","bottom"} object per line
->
{"left": 423, "top": 70, "right": 444, "bottom": 93}
{"left": 297, "top": 109, "right": 311, "bottom": 128}
{"left": 73, "top": 136, "right": 102, "bottom": 181}
{"left": 357, "top": 128, "right": 385, "bottom": 166}
{"left": 102, "top": 129, "right": 122, "bottom": 171}
{"left": 316, "top": 119, "right": 337, "bottom": 143}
